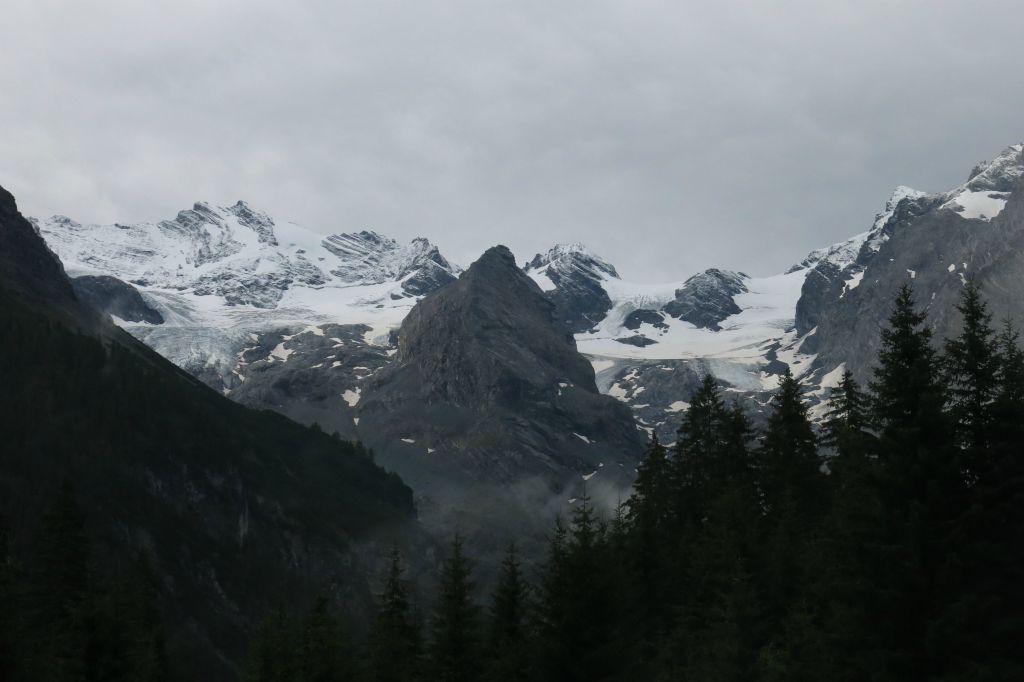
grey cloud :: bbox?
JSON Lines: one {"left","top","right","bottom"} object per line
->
{"left": 2, "top": 0, "right": 1023, "bottom": 281}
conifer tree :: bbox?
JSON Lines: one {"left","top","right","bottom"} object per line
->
{"left": 943, "top": 280, "right": 999, "bottom": 470}
{"left": 869, "top": 285, "right": 960, "bottom": 678}
{"left": 672, "top": 375, "right": 729, "bottom": 520}
{"left": 368, "top": 548, "right": 421, "bottom": 682}
{"left": 935, "top": 319, "right": 1024, "bottom": 679}
{"left": 247, "top": 607, "right": 298, "bottom": 682}
{"left": 759, "top": 368, "right": 820, "bottom": 507}
{"left": 300, "top": 596, "right": 354, "bottom": 682}
{"left": 627, "top": 435, "right": 673, "bottom": 649}
{"left": 428, "top": 535, "right": 479, "bottom": 682}
{"left": 821, "top": 370, "right": 873, "bottom": 465}
{"left": 485, "top": 543, "right": 532, "bottom": 682}
{"left": 756, "top": 368, "right": 823, "bottom": 637}
{"left": 797, "top": 372, "right": 885, "bottom": 681}
{"left": 629, "top": 434, "right": 671, "bottom": 531}
{"left": 870, "top": 285, "right": 950, "bottom": 460}
{"left": 537, "top": 495, "right": 623, "bottom": 682}
{"left": 990, "top": 319, "right": 1024, "bottom": 467}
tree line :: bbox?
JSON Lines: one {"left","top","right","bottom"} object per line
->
{"left": 3, "top": 282, "right": 1020, "bottom": 680}
{"left": 249, "top": 282, "right": 1022, "bottom": 682}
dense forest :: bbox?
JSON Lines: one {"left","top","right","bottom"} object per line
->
{"left": 4, "top": 282, "right": 1022, "bottom": 681}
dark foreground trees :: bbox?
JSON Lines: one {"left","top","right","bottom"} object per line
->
{"left": 6, "top": 283, "right": 1020, "bottom": 681}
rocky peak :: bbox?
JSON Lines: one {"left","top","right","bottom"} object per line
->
{"left": 321, "top": 230, "right": 460, "bottom": 296}
{"left": 226, "top": 200, "right": 278, "bottom": 245}
{"left": 358, "top": 243, "right": 642, "bottom": 484}
{"left": 662, "top": 268, "right": 749, "bottom": 330}
{"left": 963, "top": 143, "right": 1024, "bottom": 194}
{"left": 525, "top": 243, "right": 620, "bottom": 281}
{"left": 524, "top": 243, "right": 619, "bottom": 333}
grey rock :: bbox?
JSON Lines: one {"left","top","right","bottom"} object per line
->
{"left": 72, "top": 275, "right": 165, "bottom": 324}
{"left": 359, "top": 244, "right": 643, "bottom": 484}
{"left": 524, "top": 244, "right": 618, "bottom": 333}
{"left": 662, "top": 268, "right": 748, "bottom": 330}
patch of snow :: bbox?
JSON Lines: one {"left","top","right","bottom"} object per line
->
{"left": 607, "top": 383, "right": 629, "bottom": 401}
{"left": 819, "top": 363, "right": 846, "bottom": 390}
{"left": 400, "top": 438, "right": 415, "bottom": 444}
{"left": 665, "top": 401, "right": 690, "bottom": 413}
{"left": 841, "top": 270, "right": 865, "bottom": 298}
{"left": 270, "top": 342, "right": 294, "bottom": 362}
{"left": 946, "top": 190, "right": 1010, "bottom": 221}
{"left": 907, "top": 269, "right": 916, "bottom": 279}
{"left": 573, "top": 433, "right": 591, "bottom": 444}
{"left": 341, "top": 388, "right": 361, "bottom": 406}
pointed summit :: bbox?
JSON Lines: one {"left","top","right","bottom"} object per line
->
{"left": 524, "top": 243, "right": 619, "bottom": 333}
{"left": 359, "top": 243, "right": 642, "bottom": 483}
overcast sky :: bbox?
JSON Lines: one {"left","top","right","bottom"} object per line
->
{"left": 3, "top": 1, "right": 1023, "bottom": 281}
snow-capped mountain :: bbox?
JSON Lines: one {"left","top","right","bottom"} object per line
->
{"left": 35, "top": 201, "right": 460, "bottom": 389}
{"left": 33, "top": 142, "right": 1024, "bottom": 447}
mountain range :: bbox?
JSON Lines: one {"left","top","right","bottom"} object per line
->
{"left": 28, "top": 140, "right": 1024, "bottom": 556}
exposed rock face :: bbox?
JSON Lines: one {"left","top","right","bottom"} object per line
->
{"left": 524, "top": 244, "right": 619, "bottom": 333}
{"left": 71, "top": 274, "right": 165, "bottom": 324}
{"left": 359, "top": 245, "right": 644, "bottom": 485}
{"left": 321, "top": 231, "right": 459, "bottom": 297}
{"left": 805, "top": 144, "right": 1024, "bottom": 385}
{"left": 662, "top": 268, "right": 748, "bottom": 330}
{"left": 226, "top": 322, "right": 391, "bottom": 440}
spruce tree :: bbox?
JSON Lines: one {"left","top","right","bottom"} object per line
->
{"left": 800, "top": 372, "right": 886, "bottom": 681}
{"left": 990, "top": 319, "right": 1024, "bottom": 468}
{"left": 870, "top": 285, "right": 950, "bottom": 460}
{"left": 943, "top": 280, "right": 999, "bottom": 472}
{"left": 368, "top": 548, "right": 421, "bottom": 682}
{"left": 485, "top": 543, "right": 532, "bottom": 682}
{"left": 935, "top": 319, "right": 1024, "bottom": 679}
{"left": 627, "top": 435, "right": 673, "bottom": 653}
{"left": 247, "top": 607, "right": 298, "bottom": 682}
{"left": 821, "top": 370, "right": 873, "bottom": 465}
{"left": 300, "top": 596, "right": 353, "bottom": 682}
{"left": 759, "top": 368, "right": 820, "bottom": 508}
{"left": 428, "top": 535, "right": 480, "bottom": 682}
{"left": 537, "top": 495, "right": 623, "bottom": 682}
{"left": 868, "top": 285, "right": 959, "bottom": 679}
{"left": 673, "top": 375, "right": 728, "bottom": 519}
{"left": 756, "top": 368, "right": 823, "bottom": 644}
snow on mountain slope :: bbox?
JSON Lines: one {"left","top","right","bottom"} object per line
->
{"left": 939, "top": 143, "right": 1023, "bottom": 221}
{"left": 35, "top": 201, "right": 461, "bottom": 387}
{"left": 579, "top": 269, "right": 806, "bottom": 363}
